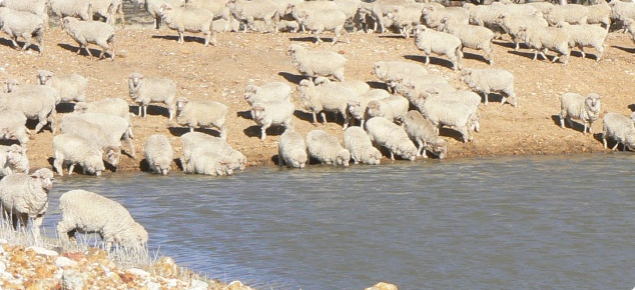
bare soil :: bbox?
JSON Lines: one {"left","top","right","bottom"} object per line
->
{"left": 5, "top": 15, "right": 635, "bottom": 172}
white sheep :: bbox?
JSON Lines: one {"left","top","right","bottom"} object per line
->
{"left": 365, "top": 95, "right": 409, "bottom": 123}
{"left": 158, "top": 3, "right": 217, "bottom": 46}
{"left": 559, "top": 92, "right": 602, "bottom": 135}
{"left": 293, "top": 8, "right": 348, "bottom": 44}
{"left": 144, "top": 0, "right": 186, "bottom": 29}
{"left": 186, "top": 0, "right": 233, "bottom": 31}
{"left": 413, "top": 24, "right": 463, "bottom": 71}
{"left": 420, "top": 4, "right": 469, "bottom": 31}
{"left": 347, "top": 89, "right": 390, "bottom": 127}
{"left": 4, "top": 78, "right": 61, "bottom": 105}
{"left": 60, "top": 114, "right": 125, "bottom": 167}
{"left": 36, "top": 70, "right": 88, "bottom": 104}
{"left": 226, "top": 0, "right": 279, "bottom": 34}
{"left": 250, "top": 100, "right": 295, "bottom": 140}
{"left": 556, "top": 22, "right": 608, "bottom": 62}
{"left": 144, "top": 134, "right": 173, "bottom": 175}
{"left": 0, "top": 84, "right": 57, "bottom": 134}
{"left": 462, "top": 2, "right": 506, "bottom": 38}
{"left": 73, "top": 112, "right": 135, "bottom": 159}
{"left": 277, "top": 129, "right": 308, "bottom": 168}
{"left": 180, "top": 132, "right": 246, "bottom": 170}
{"left": 244, "top": 82, "right": 292, "bottom": 106}
{"left": 383, "top": 3, "right": 423, "bottom": 38}
{"left": 399, "top": 110, "right": 447, "bottom": 159}
{"left": 625, "top": 18, "right": 635, "bottom": 47}
{"left": 175, "top": 97, "right": 227, "bottom": 139}
{"left": 587, "top": 0, "right": 611, "bottom": 30}
{"left": 461, "top": 67, "right": 517, "bottom": 107}
{"left": 602, "top": 112, "right": 635, "bottom": 150}
{"left": 53, "top": 133, "right": 106, "bottom": 176}
{"left": 495, "top": 12, "right": 548, "bottom": 51}
{"left": 357, "top": 0, "right": 415, "bottom": 34}
{"left": 609, "top": 0, "right": 635, "bottom": 31}
{"left": 73, "top": 98, "right": 133, "bottom": 135}
{"left": 0, "top": 0, "right": 49, "bottom": 30}
{"left": 306, "top": 129, "right": 350, "bottom": 166}
{"left": 0, "top": 144, "right": 29, "bottom": 177}
{"left": 287, "top": 44, "right": 347, "bottom": 82}
{"left": 92, "top": 0, "right": 125, "bottom": 27}
{"left": 0, "top": 7, "right": 44, "bottom": 54}
{"left": 314, "top": 77, "right": 370, "bottom": 98}
{"left": 49, "top": 0, "right": 93, "bottom": 22}
{"left": 372, "top": 61, "right": 428, "bottom": 92}
{"left": 0, "top": 110, "right": 31, "bottom": 145}
{"left": 183, "top": 147, "right": 234, "bottom": 176}
{"left": 61, "top": 17, "right": 116, "bottom": 60}
{"left": 128, "top": 73, "right": 177, "bottom": 120}
{"left": 57, "top": 189, "right": 148, "bottom": 249}
{"left": 0, "top": 168, "right": 54, "bottom": 233}
{"left": 440, "top": 17, "right": 495, "bottom": 65}
{"left": 364, "top": 116, "right": 418, "bottom": 161}
{"left": 412, "top": 89, "right": 481, "bottom": 132}
{"left": 517, "top": 25, "right": 570, "bottom": 65}
{"left": 343, "top": 126, "right": 382, "bottom": 165}
{"left": 419, "top": 98, "right": 478, "bottom": 143}
{"left": 391, "top": 74, "right": 455, "bottom": 105}
{"left": 297, "top": 79, "right": 354, "bottom": 129}
{"left": 543, "top": 4, "right": 589, "bottom": 26}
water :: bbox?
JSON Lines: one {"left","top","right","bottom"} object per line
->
{"left": 41, "top": 153, "right": 635, "bottom": 290}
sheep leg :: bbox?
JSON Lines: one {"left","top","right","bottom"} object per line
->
{"left": 532, "top": 49, "right": 539, "bottom": 61}
{"left": 84, "top": 46, "right": 94, "bottom": 58}
{"left": 320, "top": 112, "right": 327, "bottom": 125}
{"left": 260, "top": 123, "right": 270, "bottom": 140}
{"left": 68, "top": 164, "right": 75, "bottom": 175}
{"left": 20, "top": 33, "right": 34, "bottom": 52}
{"left": 612, "top": 142, "right": 619, "bottom": 151}
{"left": 578, "top": 46, "right": 586, "bottom": 59}
{"left": 57, "top": 221, "right": 77, "bottom": 243}
{"left": 124, "top": 135, "right": 136, "bottom": 158}
{"left": 178, "top": 30, "right": 185, "bottom": 44}
{"left": 482, "top": 92, "right": 489, "bottom": 106}
{"left": 30, "top": 215, "right": 43, "bottom": 237}
{"left": 53, "top": 154, "right": 64, "bottom": 176}
{"left": 602, "top": 134, "right": 608, "bottom": 149}
{"left": 9, "top": 36, "right": 19, "bottom": 50}
{"left": 314, "top": 30, "right": 323, "bottom": 44}
{"left": 566, "top": 117, "right": 573, "bottom": 129}
{"left": 595, "top": 44, "right": 603, "bottom": 61}
{"left": 34, "top": 119, "right": 48, "bottom": 134}
{"left": 416, "top": 141, "right": 424, "bottom": 157}
{"left": 311, "top": 112, "right": 318, "bottom": 126}
{"left": 143, "top": 105, "right": 148, "bottom": 118}
{"left": 424, "top": 55, "right": 430, "bottom": 65}
{"left": 341, "top": 111, "right": 349, "bottom": 130}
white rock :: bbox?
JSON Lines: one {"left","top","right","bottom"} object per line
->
{"left": 146, "top": 281, "right": 161, "bottom": 290}
{"left": 190, "top": 279, "right": 209, "bottom": 289}
{"left": 27, "top": 246, "right": 59, "bottom": 257}
{"left": 55, "top": 257, "right": 78, "bottom": 268}
{"left": 127, "top": 268, "right": 150, "bottom": 277}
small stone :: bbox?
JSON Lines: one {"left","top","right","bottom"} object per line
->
{"left": 55, "top": 257, "right": 77, "bottom": 269}
{"left": 26, "top": 246, "right": 59, "bottom": 257}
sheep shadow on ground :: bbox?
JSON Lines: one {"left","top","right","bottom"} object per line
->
{"left": 25, "top": 119, "right": 52, "bottom": 133}
{"left": 377, "top": 35, "right": 407, "bottom": 39}
{"left": 506, "top": 50, "right": 539, "bottom": 61}
{"left": 376, "top": 145, "right": 413, "bottom": 161}
{"left": 132, "top": 104, "right": 170, "bottom": 119}
{"left": 167, "top": 126, "right": 221, "bottom": 138}
{"left": 551, "top": 114, "right": 590, "bottom": 134}
{"left": 293, "top": 110, "right": 314, "bottom": 123}
{"left": 288, "top": 36, "right": 324, "bottom": 44}
{"left": 482, "top": 93, "right": 506, "bottom": 105}
{"left": 151, "top": 34, "right": 206, "bottom": 45}
{"left": 0, "top": 38, "right": 42, "bottom": 54}
{"left": 175, "top": 158, "right": 184, "bottom": 171}
{"left": 627, "top": 104, "right": 635, "bottom": 112}
{"left": 278, "top": 72, "right": 306, "bottom": 85}
{"left": 462, "top": 51, "right": 490, "bottom": 65}
{"left": 138, "top": 159, "right": 150, "bottom": 172}
{"left": 439, "top": 127, "right": 469, "bottom": 143}
{"left": 57, "top": 43, "right": 110, "bottom": 59}
{"left": 550, "top": 114, "right": 562, "bottom": 127}
{"left": 236, "top": 110, "right": 252, "bottom": 120}
{"left": 367, "top": 81, "right": 388, "bottom": 90}
{"left": 56, "top": 103, "right": 75, "bottom": 114}
{"left": 493, "top": 40, "right": 517, "bottom": 50}
{"left": 611, "top": 45, "right": 635, "bottom": 54}
{"left": 402, "top": 55, "right": 456, "bottom": 71}
{"left": 270, "top": 155, "right": 281, "bottom": 166}
{"left": 0, "top": 139, "right": 20, "bottom": 147}
{"left": 243, "top": 125, "right": 286, "bottom": 139}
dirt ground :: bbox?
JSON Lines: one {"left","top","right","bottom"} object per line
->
{"left": 5, "top": 12, "right": 635, "bottom": 172}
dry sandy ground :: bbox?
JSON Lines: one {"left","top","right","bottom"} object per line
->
{"left": 4, "top": 16, "right": 635, "bottom": 172}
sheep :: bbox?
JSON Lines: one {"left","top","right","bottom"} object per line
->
{"left": 128, "top": 73, "right": 177, "bottom": 120}
{"left": 49, "top": 0, "right": 93, "bottom": 22}
{"left": 250, "top": 100, "right": 295, "bottom": 140}
{"left": 314, "top": 77, "right": 370, "bottom": 98}
{"left": 495, "top": 12, "right": 548, "bottom": 51}
{"left": 297, "top": 79, "right": 354, "bottom": 129}
{"left": 53, "top": 133, "right": 106, "bottom": 176}
{"left": 287, "top": 44, "right": 347, "bottom": 82}
{"left": 384, "top": 3, "right": 423, "bottom": 38}
{"left": 73, "top": 98, "right": 132, "bottom": 128}
{"left": 92, "top": 0, "right": 125, "bottom": 27}
{"left": 0, "top": 168, "right": 54, "bottom": 233}
{"left": 391, "top": 74, "right": 455, "bottom": 105}
{"left": 305, "top": 130, "right": 350, "bottom": 166}
{"left": 517, "top": 25, "right": 570, "bottom": 65}
{"left": 587, "top": 0, "right": 611, "bottom": 30}
{"left": 418, "top": 98, "right": 478, "bottom": 143}
{"left": 364, "top": 116, "right": 418, "bottom": 161}
{"left": 277, "top": 129, "right": 308, "bottom": 168}
{"left": 226, "top": 0, "right": 279, "bottom": 34}
{"left": 527, "top": 1, "right": 555, "bottom": 15}
{"left": 0, "top": 84, "right": 57, "bottom": 134}
{"left": 285, "top": 1, "right": 338, "bottom": 31}
{"left": 36, "top": 70, "right": 88, "bottom": 103}
{"left": 61, "top": 17, "right": 116, "bottom": 60}
{"left": 559, "top": 92, "right": 602, "bottom": 135}
{"left": 144, "top": 134, "right": 173, "bottom": 175}
{"left": 462, "top": 2, "right": 506, "bottom": 38}
{"left": 244, "top": 82, "right": 292, "bottom": 106}
{"left": 72, "top": 112, "right": 135, "bottom": 158}
{"left": 420, "top": 4, "right": 469, "bottom": 31}
{"left": 413, "top": 25, "right": 463, "bottom": 71}
{"left": 411, "top": 89, "right": 481, "bottom": 133}
{"left": 343, "top": 126, "right": 382, "bottom": 165}
{"left": 357, "top": 0, "right": 415, "bottom": 34}
{"left": 182, "top": 147, "right": 234, "bottom": 176}
{"left": 4, "top": 78, "right": 60, "bottom": 104}
{"left": 158, "top": 3, "right": 217, "bottom": 46}
{"left": 365, "top": 95, "right": 409, "bottom": 123}
{"left": 144, "top": 0, "right": 186, "bottom": 29}
{"left": 180, "top": 132, "right": 247, "bottom": 170}
{"left": 0, "top": 7, "right": 44, "bottom": 54}
{"left": 60, "top": 114, "right": 125, "bottom": 167}
{"left": 0, "top": 0, "right": 49, "bottom": 30}
{"left": 372, "top": 61, "right": 428, "bottom": 92}
{"left": 556, "top": 22, "right": 608, "bottom": 62}
{"left": 543, "top": 4, "right": 589, "bottom": 26}
{"left": 175, "top": 97, "right": 227, "bottom": 139}
{"left": 609, "top": 0, "right": 635, "bottom": 31}
{"left": 440, "top": 17, "right": 495, "bottom": 65}
{"left": 293, "top": 8, "right": 348, "bottom": 44}
{"left": 399, "top": 110, "right": 447, "bottom": 159}
{"left": 0, "top": 145, "right": 29, "bottom": 176}
{"left": 347, "top": 89, "right": 390, "bottom": 127}
{"left": 0, "top": 110, "right": 31, "bottom": 145}
{"left": 602, "top": 112, "right": 635, "bottom": 151}
{"left": 625, "top": 18, "right": 635, "bottom": 46}
{"left": 461, "top": 68, "right": 517, "bottom": 107}
{"left": 185, "top": 0, "right": 232, "bottom": 31}
{"left": 57, "top": 190, "right": 148, "bottom": 249}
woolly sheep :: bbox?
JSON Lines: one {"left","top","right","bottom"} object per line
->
{"left": 92, "top": 0, "right": 125, "bottom": 27}
{"left": 158, "top": 3, "right": 217, "bottom": 46}
{"left": 343, "top": 126, "right": 381, "bottom": 165}
{"left": 0, "top": 168, "right": 54, "bottom": 232}
{"left": 226, "top": 0, "right": 279, "bottom": 34}
{"left": 57, "top": 189, "right": 148, "bottom": 249}
{"left": 358, "top": 0, "right": 415, "bottom": 34}
{"left": 0, "top": 83, "right": 57, "bottom": 134}
{"left": 0, "top": 110, "right": 30, "bottom": 145}
{"left": 462, "top": 2, "right": 506, "bottom": 38}
{"left": 0, "top": 7, "right": 44, "bottom": 54}
{"left": 0, "top": 0, "right": 49, "bottom": 30}
{"left": 144, "top": 0, "right": 186, "bottom": 29}
{"left": 419, "top": 98, "right": 478, "bottom": 143}
{"left": 60, "top": 114, "right": 121, "bottom": 167}
{"left": 497, "top": 2, "right": 538, "bottom": 16}
{"left": 144, "top": 134, "right": 173, "bottom": 175}
{"left": 306, "top": 130, "right": 350, "bottom": 166}
{"left": 420, "top": 4, "right": 469, "bottom": 31}
{"left": 609, "top": 0, "right": 635, "bottom": 30}
{"left": 495, "top": 13, "right": 548, "bottom": 51}
{"left": 250, "top": 100, "right": 294, "bottom": 140}
{"left": 53, "top": 133, "right": 106, "bottom": 176}
{"left": 277, "top": 129, "right": 308, "bottom": 168}
{"left": 186, "top": 0, "right": 232, "bottom": 31}
{"left": 372, "top": 61, "right": 428, "bottom": 92}
{"left": 364, "top": 116, "right": 418, "bottom": 161}
{"left": 440, "top": 17, "right": 495, "bottom": 65}
{"left": 517, "top": 25, "right": 570, "bottom": 65}
{"left": 0, "top": 144, "right": 29, "bottom": 177}
{"left": 384, "top": 3, "right": 423, "bottom": 38}
{"left": 413, "top": 25, "right": 463, "bottom": 71}
{"left": 602, "top": 112, "right": 635, "bottom": 150}
{"left": 49, "top": 0, "right": 92, "bottom": 22}
{"left": 293, "top": 8, "right": 348, "bottom": 44}
{"left": 413, "top": 89, "right": 481, "bottom": 132}
{"left": 527, "top": 1, "right": 555, "bottom": 15}
{"left": 587, "top": 0, "right": 611, "bottom": 30}
{"left": 36, "top": 70, "right": 88, "bottom": 104}
{"left": 391, "top": 74, "right": 455, "bottom": 105}
{"left": 365, "top": 95, "right": 409, "bottom": 123}
{"left": 128, "top": 73, "right": 177, "bottom": 120}
{"left": 543, "top": 4, "right": 588, "bottom": 26}
{"left": 62, "top": 17, "right": 116, "bottom": 60}
{"left": 297, "top": 79, "right": 354, "bottom": 129}
{"left": 175, "top": 97, "right": 227, "bottom": 138}
{"left": 73, "top": 112, "right": 135, "bottom": 158}
{"left": 183, "top": 147, "right": 234, "bottom": 176}
{"left": 559, "top": 92, "right": 602, "bottom": 135}
{"left": 625, "top": 18, "right": 635, "bottom": 46}
{"left": 73, "top": 98, "right": 133, "bottom": 135}
{"left": 314, "top": 77, "right": 370, "bottom": 97}
{"left": 244, "top": 82, "right": 292, "bottom": 106}
{"left": 4, "top": 78, "right": 60, "bottom": 104}
{"left": 461, "top": 68, "right": 517, "bottom": 107}
{"left": 347, "top": 89, "right": 390, "bottom": 127}
{"left": 287, "top": 44, "right": 347, "bottom": 82}
{"left": 399, "top": 110, "right": 447, "bottom": 159}
{"left": 556, "top": 22, "right": 608, "bottom": 62}
{"left": 180, "top": 132, "right": 247, "bottom": 170}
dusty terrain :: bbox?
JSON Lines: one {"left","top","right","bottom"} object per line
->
{"left": 5, "top": 14, "right": 635, "bottom": 172}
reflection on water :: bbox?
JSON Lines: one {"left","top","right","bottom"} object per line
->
{"left": 41, "top": 153, "right": 635, "bottom": 290}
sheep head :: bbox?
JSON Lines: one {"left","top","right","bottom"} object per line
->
{"left": 36, "top": 70, "right": 54, "bottom": 85}
{"left": 585, "top": 93, "right": 602, "bottom": 114}
{"left": 31, "top": 168, "right": 54, "bottom": 192}
{"left": 175, "top": 97, "right": 190, "bottom": 111}
{"left": 4, "top": 78, "right": 19, "bottom": 93}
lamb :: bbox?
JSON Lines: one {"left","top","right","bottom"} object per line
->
{"left": 128, "top": 73, "right": 177, "bottom": 120}
{"left": 399, "top": 110, "right": 447, "bottom": 159}
{"left": 314, "top": 77, "right": 370, "bottom": 98}
{"left": 495, "top": 13, "right": 548, "bottom": 51}
{"left": 372, "top": 61, "right": 428, "bottom": 91}
{"left": 158, "top": 3, "right": 217, "bottom": 46}
{"left": 0, "top": 168, "right": 54, "bottom": 233}
{"left": 57, "top": 190, "right": 148, "bottom": 249}
{"left": 413, "top": 24, "right": 463, "bottom": 71}
{"left": 0, "top": 84, "right": 57, "bottom": 134}
{"left": 365, "top": 95, "right": 409, "bottom": 123}
{"left": 53, "top": 133, "right": 106, "bottom": 176}
{"left": 277, "top": 129, "right": 308, "bottom": 168}
{"left": 244, "top": 82, "right": 292, "bottom": 106}
{"left": 517, "top": 25, "right": 570, "bottom": 65}
{"left": 182, "top": 147, "right": 234, "bottom": 176}
{"left": 461, "top": 68, "right": 517, "bottom": 107}
{"left": 226, "top": 0, "right": 279, "bottom": 34}
{"left": 297, "top": 79, "right": 354, "bottom": 129}
{"left": 61, "top": 17, "right": 116, "bottom": 60}
{"left": 180, "top": 132, "right": 246, "bottom": 171}
{"left": 418, "top": 98, "right": 478, "bottom": 143}
{"left": 144, "top": 134, "right": 173, "bottom": 175}
{"left": 305, "top": 130, "right": 350, "bottom": 166}
{"left": 293, "top": 8, "right": 348, "bottom": 44}
{"left": 587, "top": 0, "right": 611, "bottom": 30}
{"left": 0, "top": 0, "right": 49, "bottom": 30}
{"left": 144, "top": 0, "right": 186, "bottom": 29}
{"left": 343, "top": 126, "right": 382, "bottom": 165}
{"left": 49, "top": 0, "right": 93, "bottom": 22}
{"left": 602, "top": 112, "right": 635, "bottom": 151}
{"left": 347, "top": 89, "right": 390, "bottom": 127}
{"left": 250, "top": 100, "right": 295, "bottom": 140}
{"left": 543, "top": 4, "right": 589, "bottom": 26}
{"left": 175, "top": 97, "right": 227, "bottom": 139}
{"left": 559, "top": 92, "right": 602, "bottom": 135}
{"left": 364, "top": 116, "right": 418, "bottom": 161}
{"left": 0, "top": 145, "right": 29, "bottom": 176}
{"left": 609, "top": 0, "right": 635, "bottom": 31}
{"left": 0, "top": 110, "right": 31, "bottom": 145}
{"left": 383, "top": 3, "right": 423, "bottom": 38}
{"left": 92, "top": 0, "right": 126, "bottom": 27}
{"left": 440, "top": 17, "right": 495, "bottom": 65}
{"left": 420, "top": 4, "right": 469, "bottom": 31}
{"left": 0, "top": 7, "right": 44, "bottom": 54}
{"left": 287, "top": 44, "right": 347, "bottom": 82}
{"left": 60, "top": 114, "right": 125, "bottom": 167}
{"left": 36, "top": 70, "right": 88, "bottom": 103}
{"left": 556, "top": 22, "right": 608, "bottom": 62}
